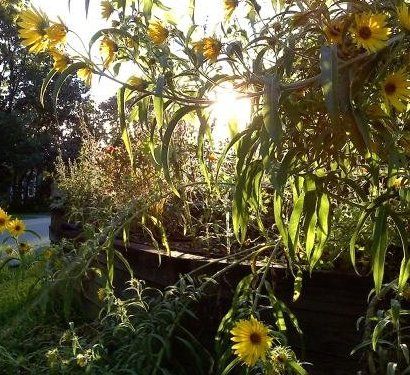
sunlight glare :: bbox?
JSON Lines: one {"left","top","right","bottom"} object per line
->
{"left": 210, "top": 84, "right": 252, "bottom": 145}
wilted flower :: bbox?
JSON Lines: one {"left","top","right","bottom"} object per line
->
{"left": 76, "top": 354, "right": 87, "bottom": 367}
{"left": 202, "top": 37, "right": 222, "bottom": 61}
{"left": 46, "top": 23, "right": 67, "bottom": 46}
{"left": 324, "top": 19, "right": 344, "bottom": 44}
{"left": 19, "top": 243, "right": 31, "bottom": 254}
{"left": 127, "top": 76, "right": 148, "bottom": 91}
{"left": 50, "top": 50, "right": 70, "bottom": 72}
{"left": 77, "top": 66, "right": 93, "bottom": 86}
{"left": 147, "top": 20, "right": 169, "bottom": 45}
{"left": 100, "top": 36, "right": 118, "bottom": 68}
{"left": 224, "top": 0, "right": 238, "bottom": 19}
{"left": 101, "top": 0, "right": 115, "bottom": 20}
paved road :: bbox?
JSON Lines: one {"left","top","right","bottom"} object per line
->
{"left": 0, "top": 215, "right": 50, "bottom": 247}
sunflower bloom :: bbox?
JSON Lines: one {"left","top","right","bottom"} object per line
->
{"left": 381, "top": 70, "right": 410, "bottom": 112}
{"left": 351, "top": 13, "right": 390, "bottom": 53}
{"left": 147, "top": 21, "right": 169, "bottom": 45}
{"left": 127, "top": 76, "right": 148, "bottom": 91}
{"left": 100, "top": 37, "right": 118, "bottom": 68}
{"left": 46, "top": 23, "right": 67, "bottom": 46}
{"left": 77, "top": 66, "right": 93, "bottom": 86}
{"left": 324, "top": 19, "right": 344, "bottom": 44}
{"left": 224, "top": 0, "right": 238, "bottom": 19}
{"left": 7, "top": 219, "right": 26, "bottom": 237}
{"left": 0, "top": 208, "right": 10, "bottom": 233}
{"left": 18, "top": 7, "right": 50, "bottom": 53}
{"left": 202, "top": 37, "right": 222, "bottom": 61}
{"left": 50, "top": 50, "right": 70, "bottom": 72}
{"left": 398, "top": 3, "right": 410, "bottom": 31}
{"left": 231, "top": 317, "right": 272, "bottom": 366}
{"left": 101, "top": 1, "right": 115, "bottom": 20}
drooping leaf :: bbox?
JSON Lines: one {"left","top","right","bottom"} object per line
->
{"left": 117, "top": 87, "right": 134, "bottom": 169}
{"left": 320, "top": 45, "right": 339, "bottom": 123}
{"left": 372, "top": 206, "right": 389, "bottom": 294}
{"left": 288, "top": 193, "right": 305, "bottom": 257}
{"left": 161, "top": 106, "right": 197, "bottom": 196}
{"left": 274, "top": 192, "right": 289, "bottom": 250}
{"left": 310, "top": 193, "right": 330, "bottom": 271}
{"left": 262, "top": 75, "right": 282, "bottom": 143}
{"left": 40, "top": 69, "right": 57, "bottom": 107}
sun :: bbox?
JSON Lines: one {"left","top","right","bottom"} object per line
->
{"left": 209, "top": 83, "right": 252, "bottom": 145}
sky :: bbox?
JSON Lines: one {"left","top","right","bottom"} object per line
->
{"left": 30, "top": 0, "right": 230, "bottom": 102}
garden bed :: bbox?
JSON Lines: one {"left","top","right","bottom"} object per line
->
{"left": 54, "top": 219, "right": 373, "bottom": 375}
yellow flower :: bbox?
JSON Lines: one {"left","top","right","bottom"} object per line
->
{"left": 381, "top": 70, "right": 410, "bottom": 112}
{"left": 101, "top": 1, "right": 115, "bottom": 20}
{"left": 77, "top": 66, "right": 93, "bottom": 86}
{"left": 46, "top": 23, "right": 67, "bottom": 46}
{"left": 202, "top": 37, "right": 222, "bottom": 61}
{"left": 127, "top": 76, "right": 148, "bottom": 91}
{"left": 351, "top": 13, "right": 390, "bottom": 53}
{"left": 398, "top": 3, "right": 410, "bottom": 31}
{"left": 7, "top": 219, "right": 26, "bottom": 237}
{"left": 231, "top": 317, "right": 272, "bottom": 366}
{"left": 17, "top": 7, "right": 50, "bottom": 53}
{"left": 147, "top": 20, "right": 169, "bottom": 45}
{"left": 0, "top": 208, "right": 10, "bottom": 233}
{"left": 50, "top": 50, "right": 70, "bottom": 72}
{"left": 324, "top": 19, "right": 344, "bottom": 44}
{"left": 100, "top": 36, "right": 118, "bottom": 68}
{"left": 224, "top": 0, "right": 238, "bottom": 19}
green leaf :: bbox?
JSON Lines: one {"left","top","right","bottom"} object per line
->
{"left": 143, "top": 0, "right": 153, "bottom": 19}
{"left": 161, "top": 106, "right": 197, "bottom": 196}
{"left": 288, "top": 193, "right": 305, "bottom": 257}
{"left": 274, "top": 192, "right": 289, "bottom": 250}
{"left": 196, "top": 110, "right": 211, "bottom": 187}
{"left": 350, "top": 208, "right": 373, "bottom": 274}
{"left": 390, "top": 210, "right": 409, "bottom": 291}
{"left": 40, "top": 69, "right": 57, "bottom": 107}
{"left": 288, "top": 360, "right": 308, "bottom": 375}
{"left": 117, "top": 87, "right": 134, "bottom": 169}
{"left": 310, "top": 193, "right": 330, "bottom": 271}
{"left": 262, "top": 75, "right": 282, "bottom": 143}
{"left": 372, "top": 317, "right": 390, "bottom": 351}
{"left": 320, "top": 45, "right": 339, "bottom": 123}
{"left": 372, "top": 206, "right": 389, "bottom": 294}
{"left": 153, "top": 95, "right": 164, "bottom": 129}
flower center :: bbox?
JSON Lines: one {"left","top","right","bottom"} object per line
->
{"left": 249, "top": 332, "right": 261, "bottom": 345}
{"left": 358, "top": 26, "right": 372, "bottom": 40}
{"left": 384, "top": 82, "right": 396, "bottom": 95}
{"left": 0, "top": 218, "right": 5, "bottom": 225}
{"left": 15, "top": 225, "right": 21, "bottom": 231}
